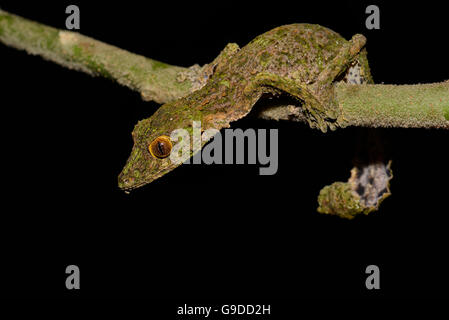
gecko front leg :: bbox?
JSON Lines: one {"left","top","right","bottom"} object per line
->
{"left": 195, "top": 43, "right": 240, "bottom": 89}
{"left": 311, "top": 34, "right": 367, "bottom": 121}
{"left": 178, "top": 43, "right": 240, "bottom": 92}
{"left": 202, "top": 43, "right": 240, "bottom": 77}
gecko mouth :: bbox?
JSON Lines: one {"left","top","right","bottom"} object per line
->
{"left": 118, "top": 169, "right": 154, "bottom": 191}
{"left": 118, "top": 179, "right": 147, "bottom": 191}
{"left": 118, "top": 173, "right": 159, "bottom": 191}
{"left": 118, "top": 165, "right": 177, "bottom": 192}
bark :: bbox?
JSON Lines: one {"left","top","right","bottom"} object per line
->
{"left": 0, "top": 9, "right": 192, "bottom": 104}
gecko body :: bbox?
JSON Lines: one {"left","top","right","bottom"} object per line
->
{"left": 119, "top": 24, "right": 372, "bottom": 190}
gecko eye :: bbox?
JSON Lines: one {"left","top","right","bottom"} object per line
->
{"left": 149, "top": 135, "right": 172, "bottom": 159}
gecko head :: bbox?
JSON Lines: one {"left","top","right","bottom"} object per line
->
{"left": 117, "top": 99, "right": 202, "bottom": 191}
{"left": 118, "top": 118, "right": 180, "bottom": 191}
{"left": 118, "top": 78, "right": 242, "bottom": 191}
{"left": 118, "top": 133, "right": 171, "bottom": 191}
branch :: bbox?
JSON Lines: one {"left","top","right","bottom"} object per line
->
{"left": 259, "top": 82, "right": 449, "bottom": 129}
{"left": 336, "top": 81, "right": 449, "bottom": 129}
{"left": 0, "top": 9, "right": 193, "bottom": 104}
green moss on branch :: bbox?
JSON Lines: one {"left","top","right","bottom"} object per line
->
{"left": 336, "top": 81, "right": 449, "bottom": 129}
{"left": 0, "top": 9, "right": 191, "bottom": 103}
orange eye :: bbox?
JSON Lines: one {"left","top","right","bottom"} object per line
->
{"left": 148, "top": 135, "right": 172, "bottom": 159}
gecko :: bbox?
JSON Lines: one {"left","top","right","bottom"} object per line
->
{"left": 118, "top": 23, "right": 372, "bottom": 191}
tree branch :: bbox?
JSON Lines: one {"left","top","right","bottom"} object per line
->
{"left": 336, "top": 81, "right": 449, "bottom": 129}
{"left": 0, "top": 9, "right": 193, "bottom": 104}
{"left": 259, "top": 82, "right": 449, "bottom": 129}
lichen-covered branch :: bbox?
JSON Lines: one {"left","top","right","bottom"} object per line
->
{"left": 259, "top": 81, "right": 449, "bottom": 129}
{"left": 0, "top": 9, "right": 192, "bottom": 103}
{"left": 336, "top": 81, "right": 449, "bottom": 129}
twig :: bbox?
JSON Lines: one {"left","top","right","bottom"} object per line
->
{"left": 0, "top": 9, "right": 192, "bottom": 104}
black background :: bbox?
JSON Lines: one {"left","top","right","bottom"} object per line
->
{"left": 1, "top": 0, "right": 448, "bottom": 304}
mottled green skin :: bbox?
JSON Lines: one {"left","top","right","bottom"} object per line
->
{"left": 119, "top": 24, "right": 368, "bottom": 190}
